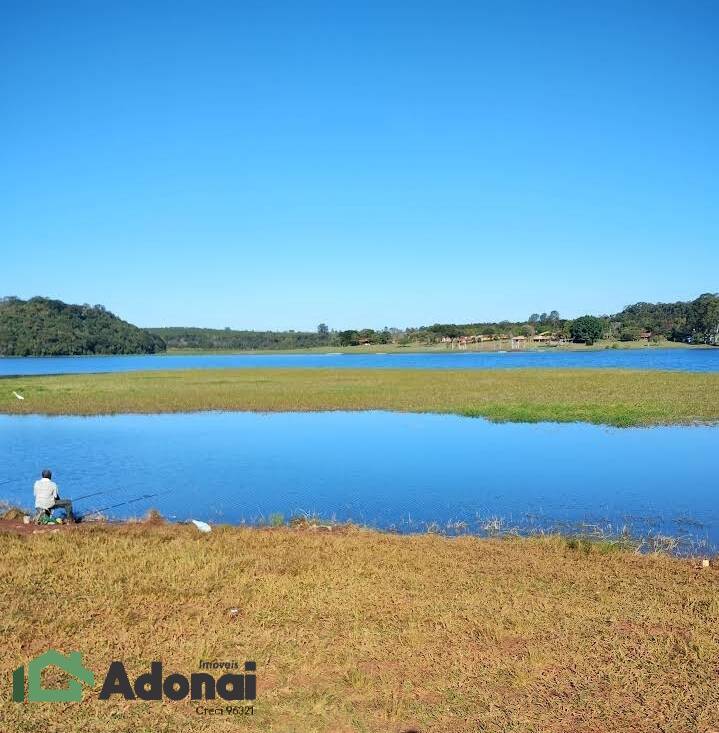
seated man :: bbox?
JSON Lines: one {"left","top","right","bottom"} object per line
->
{"left": 33, "top": 469, "right": 75, "bottom": 523}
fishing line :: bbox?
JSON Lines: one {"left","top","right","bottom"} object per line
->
{"left": 73, "top": 489, "right": 115, "bottom": 502}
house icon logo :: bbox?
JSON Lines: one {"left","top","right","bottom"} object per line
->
{"left": 13, "top": 649, "right": 94, "bottom": 702}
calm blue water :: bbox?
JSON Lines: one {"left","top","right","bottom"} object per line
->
{"left": 1, "top": 348, "right": 718, "bottom": 375}
{"left": 2, "top": 412, "right": 716, "bottom": 552}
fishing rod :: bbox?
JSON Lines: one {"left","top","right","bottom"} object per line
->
{"left": 3, "top": 480, "right": 169, "bottom": 510}
{"left": 81, "top": 489, "right": 173, "bottom": 517}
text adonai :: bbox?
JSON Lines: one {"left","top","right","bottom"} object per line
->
{"left": 99, "top": 661, "right": 256, "bottom": 701}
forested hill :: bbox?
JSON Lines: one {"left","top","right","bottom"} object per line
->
{"left": 0, "top": 297, "right": 166, "bottom": 356}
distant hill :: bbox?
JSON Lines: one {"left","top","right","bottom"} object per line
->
{"left": 611, "top": 294, "right": 718, "bottom": 343}
{"left": 0, "top": 297, "right": 166, "bottom": 356}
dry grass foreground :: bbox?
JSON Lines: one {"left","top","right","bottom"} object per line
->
{"left": 3, "top": 367, "right": 719, "bottom": 425}
{"left": 1, "top": 524, "right": 719, "bottom": 733}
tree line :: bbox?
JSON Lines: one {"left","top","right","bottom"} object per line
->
{"left": 1, "top": 293, "right": 717, "bottom": 356}
{"left": 406, "top": 293, "right": 719, "bottom": 346}
{"left": 152, "top": 293, "right": 718, "bottom": 349}
{"left": 148, "top": 326, "right": 333, "bottom": 351}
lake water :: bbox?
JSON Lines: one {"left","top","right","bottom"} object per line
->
{"left": 1, "top": 347, "right": 718, "bottom": 376}
{"left": 2, "top": 412, "right": 716, "bottom": 552}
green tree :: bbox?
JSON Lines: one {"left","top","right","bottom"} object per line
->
{"left": 687, "top": 293, "right": 719, "bottom": 344}
{"left": 338, "top": 330, "right": 359, "bottom": 346}
{"left": 570, "top": 315, "right": 604, "bottom": 345}
{"left": 377, "top": 327, "right": 391, "bottom": 344}
{"left": 619, "top": 325, "right": 642, "bottom": 341}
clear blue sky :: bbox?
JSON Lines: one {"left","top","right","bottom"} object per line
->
{"left": 1, "top": 1, "right": 717, "bottom": 330}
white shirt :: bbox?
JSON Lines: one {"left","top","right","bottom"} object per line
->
{"left": 33, "top": 478, "right": 59, "bottom": 510}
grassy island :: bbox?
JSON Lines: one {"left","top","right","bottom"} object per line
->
{"left": 2, "top": 367, "right": 719, "bottom": 426}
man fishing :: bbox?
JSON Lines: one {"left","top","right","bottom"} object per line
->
{"left": 33, "top": 469, "right": 75, "bottom": 523}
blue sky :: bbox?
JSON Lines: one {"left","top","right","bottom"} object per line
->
{"left": 1, "top": 1, "right": 717, "bottom": 330}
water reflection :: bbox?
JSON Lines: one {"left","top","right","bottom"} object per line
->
{"left": 1, "top": 347, "right": 718, "bottom": 376}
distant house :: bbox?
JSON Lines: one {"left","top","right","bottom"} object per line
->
{"left": 358, "top": 338, "right": 372, "bottom": 345}
{"left": 533, "top": 332, "right": 552, "bottom": 343}
{"left": 442, "top": 334, "right": 495, "bottom": 349}
{"left": 463, "top": 335, "right": 490, "bottom": 344}
{"left": 639, "top": 331, "right": 652, "bottom": 341}
{"left": 510, "top": 335, "right": 527, "bottom": 349}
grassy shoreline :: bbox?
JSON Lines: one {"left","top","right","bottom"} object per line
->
{"left": 2, "top": 367, "right": 719, "bottom": 426}
{"left": 161, "top": 339, "right": 709, "bottom": 355}
{"left": 2, "top": 522, "right": 718, "bottom": 732}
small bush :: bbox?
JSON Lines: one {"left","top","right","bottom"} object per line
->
{"left": 565, "top": 537, "right": 592, "bottom": 554}
{"left": 143, "top": 508, "right": 165, "bottom": 524}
